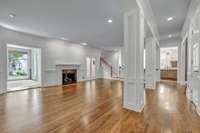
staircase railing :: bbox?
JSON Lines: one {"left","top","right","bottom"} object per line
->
{"left": 100, "top": 57, "right": 118, "bottom": 78}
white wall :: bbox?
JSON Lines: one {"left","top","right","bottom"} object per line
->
{"left": 160, "top": 39, "right": 181, "bottom": 48}
{"left": 0, "top": 28, "right": 7, "bottom": 93}
{"left": 181, "top": 3, "right": 200, "bottom": 116}
{"left": 0, "top": 27, "right": 102, "bottom": 93}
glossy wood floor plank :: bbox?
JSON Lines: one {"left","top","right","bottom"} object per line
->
{"left": 0, "top": 79, "right": 200, "bottom": 133}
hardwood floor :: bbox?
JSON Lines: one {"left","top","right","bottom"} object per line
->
{"left": 0, "top": 79, "right": 200, "bottom": 133}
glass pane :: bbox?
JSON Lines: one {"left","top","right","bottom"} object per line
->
{"left": 8, "top": 51, "right": 29, "bottom": 80}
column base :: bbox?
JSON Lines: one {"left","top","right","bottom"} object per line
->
{"left": 123, "top": 101, "right": 145, "bottom": 112}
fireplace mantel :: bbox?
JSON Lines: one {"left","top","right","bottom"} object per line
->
{"left": 55, "top": 63, "right": 81, "bottom": 67}
{"left": 55, "top": 63, "right": 81, "bottom": 85}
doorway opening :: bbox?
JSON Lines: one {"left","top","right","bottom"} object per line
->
{"left": 160, "top": 46, "right": 178, "bottom": 81}
{"left": 7, "top": 44, "right": 41, "bottom": 91}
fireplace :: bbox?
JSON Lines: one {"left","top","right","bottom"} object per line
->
{"left": 62, "top": 69, "right": 77, "bottom": 85}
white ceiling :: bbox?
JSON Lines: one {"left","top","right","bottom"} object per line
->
{"left": 0, "top": 0, "right": 192, "bottom": 48}
{"left": 0, "top": 0, "right": 124, "bottom": 49}
{"left": 149, "top": 0, "right": 191, "bottom": 40}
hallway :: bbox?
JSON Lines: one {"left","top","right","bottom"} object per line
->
{"left": 0, "top": 80, "right": 199, "bottom": 133}
{"left": 144, "top": 81, "right": 200, "bottom": 132}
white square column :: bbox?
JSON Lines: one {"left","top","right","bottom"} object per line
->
{"left": 123, "top": 8, "right": 145, "bottom": 112}
{"left": 0, "top": 27, "right": 7, "bottom": 94}
{"left": 145, "top": 38, "right": 157, "bottom": 89}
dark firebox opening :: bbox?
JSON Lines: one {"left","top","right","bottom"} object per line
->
{"left": 62, "top": 69, "right": 77, "bottom": 85}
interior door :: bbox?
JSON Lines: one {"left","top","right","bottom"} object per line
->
{"left": 185, "top": 38, "right": 188, "bottom": 84}
{"left": 91, "top": 58, "right": 96, "bottom": 79}
{"left": 86, "top": 57, "right": 91, "bottom": 80}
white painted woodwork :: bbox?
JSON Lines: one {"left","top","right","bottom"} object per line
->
{"left": 55, "top": 64, "right": 80, "bottom": 85}
{"left": 182, "top": 6, "right": 200, "bottom": 116}
{"left": 145, "top": 38, "right": 157, "bottom": 89}
{"left": 155, "top": 44, "right": 161, "bottom": 81}
{"left": 178, "top": 40, "right": 186, "bottom": 85}
{"left": 0, "top": 28, "right": 7, "bottom": 93}
{"left": 123, "top": 8, "right": 145, "bottom": 112}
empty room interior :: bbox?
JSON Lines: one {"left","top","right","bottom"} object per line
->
{"left": 0, "top": 0, "right": 200, "bottom": 132}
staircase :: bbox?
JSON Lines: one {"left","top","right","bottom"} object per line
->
{"left": 100, "top": 57, "right": 119, "bottom": 78}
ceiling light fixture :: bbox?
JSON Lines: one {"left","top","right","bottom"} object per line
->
{"left": 194, "top": 30, "right": 200, "bottom": 34}
{"left": 61, "top": 37, "right": 69, "bottom": 41}
{"left": 167, "top": 17, "right": 173, "bottom": 21}
{"left": 9, "top": 13, "right": 16, "bottom": 18}
{"left": 168, "top": 34, "right": 172, "bottom": 38}
{"left": 81, "top": 43, "right": 88, "bottom": 46}
{"left": 107, "top": 19, "right": 113, "bottom": 23}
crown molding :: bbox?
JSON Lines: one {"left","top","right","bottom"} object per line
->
{"left": 181, "top": 0, "right": 200, "bottom": 38}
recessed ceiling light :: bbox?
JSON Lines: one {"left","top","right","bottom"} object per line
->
{"left": 61, "top": 37, "right": 69, "bottom": 41}
{"left": 107, "top": 19, "right": 113, "bottom": 23}
{"left": 168, "top": 34, "right": 172, "bottom": 38}
{"left": 167, "top": 17, "right": 173, "bottom": 21}
{"left": 9, "top": 13, "right": 16, "bottom": 18}
{"left": 194, "top": 30, "right": 200, "bottom": 34}
{"left": 81, "top": 43, "right": 88, "bottom": 46}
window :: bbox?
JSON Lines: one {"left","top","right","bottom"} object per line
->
{"left": 8, "top": 50, "right": 30, "bottom": 80}
{"left": 160, "top": 47, "right": 178, "bottom": 70}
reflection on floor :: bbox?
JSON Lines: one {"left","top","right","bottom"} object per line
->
{"left": 7, "top": 80, "right": 40, "bottom": 91}
{"left": 0, "top": 79, "right": 200, "bottom": 132}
